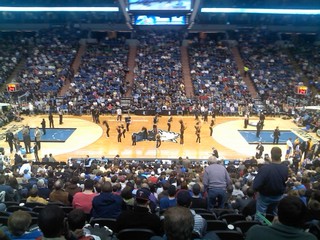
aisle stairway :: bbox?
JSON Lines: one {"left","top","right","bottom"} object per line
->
{"left": 125, "top": 45, "right": 137, "bottom": 97}
{"left": 180, "top": 46, "right": 194, "bottom": 98}
{"left": 58, "top": 44, "right": 86, "bottom": 97}
{"left": 231, "top": 47, "right": 258, "bottom": 98}
{"left": 71, "top": 44, "right": 86, "bottom": 75}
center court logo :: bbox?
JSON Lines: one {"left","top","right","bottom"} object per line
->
{"left": 158, "top": 129, "right": 180, "bottom": 143}
{"left": 134, "top": 129, "right": 180, "bottom": 143}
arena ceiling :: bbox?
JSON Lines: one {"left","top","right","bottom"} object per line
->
{"left": 0, "top": 0, "right": 320, "bottom": 32}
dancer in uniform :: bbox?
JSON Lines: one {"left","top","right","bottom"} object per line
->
{"left": 132, "top": 133, "right": 137, "bottom": 146}
{"left": 117, "top": 126, "right": 122, "bottom": 142}
{"left": 195, "top": 121, "right": 201, "bottom": 143}
{"left": 156, "top": 134, "right": 161, "bottom": 148}
{"left": 103, "top": 120, "right": 110, "bottom": 138}
{"left": 209, "top": 119, "right": 214, "bottom": 137}
{"left": 167, "top": 116, "right": 173, "bottom": 132}
{"left": 125, "top": 114, "right": 131, "bottom": 132}
{"left": 121, "top": 124, "right": 126, "bottom": 138}
{"left": 179, "top": 120, "right": 186, "bottom": 145}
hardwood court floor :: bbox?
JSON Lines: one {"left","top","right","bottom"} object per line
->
{"left": 0, "top": 114, "right": 317, "bottom": 162}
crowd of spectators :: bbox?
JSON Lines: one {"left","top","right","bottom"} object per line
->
{"left": 63, "top": 36, "right": 129, "bottom": 115}
{"left": 0, "top": 28, "right": 318, "bottom": 118}
{"left": 188, "top": 35, "right": 252, "bottom": 116}
{"left": 291, "top": 38, "right": 320, "bottom": 93}
{"left": 238, "top": 30, "right": 298, "bottom": 100}
{"left": 236, "top": 29, "right": 318, "bottom": 115}
{"left": 292, "top": 107, "right": 320, "bottom": 134}
{"left": 0, "top": 145, "right": 318, "bottom": 239}
{"left": 15, "top": 28, "right": 82, "bottom": 102}
{"left": 0, "top": 33, "right": 25, "bottom": 86}
{"left": 131, "top": 31, "right": 189, "bottom": 112}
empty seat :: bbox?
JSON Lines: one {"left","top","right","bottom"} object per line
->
{"left": 219, "top": 213, "right": 246, "bottom": 223}
{"left": 199, "top": 212, "right": 217, "bottom": 221}
{"left": 206, "top": 220, "right": 228, "bottom": 231}
{"left": 6, "top": 206, "right": 31, "bottom": 213}
{"left": 3, "top": 201, "right": 19, "bottom": 208}
{"left": 25, "top": 202, "right": 45, "bottom": 209}
{"left": 192, "top": 208, "right": 212, "bottom": 214}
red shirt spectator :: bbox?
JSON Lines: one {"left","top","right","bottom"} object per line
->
{"left": 72, "top": 179, "right": 97, "bottom": 214}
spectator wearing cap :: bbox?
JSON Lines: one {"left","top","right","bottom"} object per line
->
{"left": 116, "top": 188, "right": 162, "bottom": 236}
{"left": 246, "top": 196, "right": 317, "bottom": 240}
{"left": 190, "top": 183, "right": 207, "bottom": 209}
{"left": 159, "top": 185, "right": 177, "bottom": 212}
{"left": 292, "top": 181, "right": 307, "bottom": 205}
{"left": 148, "top": 171, "right": 158, "bottom": 184}
{"left": 203, "top": 156, "right": 232, "bottom": 210}
{"left": 72, "top": 179, "right": 98, "bottom": 215}
{"left": 91, "top": 181, "right": 125, "bottom": 219}
{"left": 176, "top": 190, "right": 207, "bottom": 238}
{"left": 23, "top": 169, "right": 31, "bottom": 181}
{"left": 19, "top": 160, "right": 32, "bottom": 176}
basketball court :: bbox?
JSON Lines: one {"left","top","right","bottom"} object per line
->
{"left": 0, "top": 114, "right": 318, "bottom": 162}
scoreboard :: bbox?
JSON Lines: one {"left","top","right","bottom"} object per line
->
{"left": 295, "top": 85, "right": 308, "bottom": 95}
{"left": 6, "top": 83, "right": 20, "bottom": 92}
